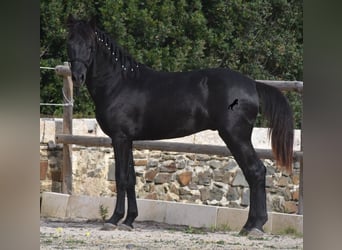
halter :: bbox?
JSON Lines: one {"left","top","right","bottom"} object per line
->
{"left": 69, "top": 48, "right": 97, "bottom": 78}
{"left": 69, "top": 58, "right": 90, "bottom": 69}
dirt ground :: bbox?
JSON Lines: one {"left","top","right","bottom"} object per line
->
{"left": 40, "top": 219, "right": 303, "bottom": 249}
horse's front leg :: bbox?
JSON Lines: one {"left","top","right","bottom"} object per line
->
{"left": 106, "top": 138, "right": 136, "bottom": 227}
{"left": 122, "top": 150, "right": 138, "bottom": 228}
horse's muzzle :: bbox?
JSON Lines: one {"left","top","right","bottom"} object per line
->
{"left": 71, "top": 72, "right": 86, "bottom": 87}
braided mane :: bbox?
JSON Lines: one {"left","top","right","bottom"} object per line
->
{"left": 94, "top": 28, "right": 141, "bottom": 77}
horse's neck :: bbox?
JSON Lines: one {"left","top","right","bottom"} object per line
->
{"left": 85, "top": 55, "right": 120, "bottom": 99}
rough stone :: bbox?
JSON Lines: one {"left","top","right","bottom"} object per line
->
{"left": 209, "top": 186, "right": 224, "bottom": 201}
{"left": 179, "top": 186, "right": 192, "bottom": 196}
{"left": 155, "top": 185, "right": 168, "bottom": 197}
{"left": 213, "top": 169, "right": 224, "bottom": 182}
{"left": 189, "top": 193, "right": 200, "bottom": 202}
{"left": 292, "top": 190, "right": 299, "bottom": 201}
{"left": 146, "top": 159, "right": 159, "bottom": 169}
{"left": 222, "top": 171, "right": 233, "bottom": 184}
{"left": 175, "top": 155, "right": 188, "bottom": 169}
{"left": 154, "top": 173, "right": 172, "bottom": 184}
{"left": 231, "top": 169, "right": 249, "bottom": 187}
{"left": 135, "top": 166, "right": 146, "bottom": 176}
{"left": 219, "top": 197, "right": 230, "bottom": 206}
{"left": 143, "top": 183, "right": 151, "bottom": 192}
{"left": 240, "top": 188, "right": 250, "bottom": 206}
{"left": 170, "top": 182, "right": 180, "bottom": 195}
{"left": 195, "top": 154, "right": 211, "bottom": 161}
{"left": 291, "top": 173, "right": 300, "bottom": 185}
{"left": 144, "top": 192, "right": 158, "bottom": 200}
{"left": 272, "top": 195, "right": 285, "bottom": 212}
{"left": 191, "top": 174, "right": 199, "bottom": 184}
{"left": 180, "top": 194, "right": 197, "bottom": 202}
{"left": 188, "top": 183, "right": 198, "bottom": 190}
{"left": 226, "top": 186, "right": 239, "bottom": 201}
{"left": 208, "top": 160, "right": 223, "bottom": 169}
{"left": 108, "top": 182, "right": 116, "bottom": 193}
{"left": 206, "top": 200, "right": 219, "bottom": 206}
{"left": 266, "top": 193, "right": 273, "bottom": 211}
{"left": 228, "top": 201, "right": 242, "bottom": 208}
{"left": 266, "top": 165, "right": 276, "bottom": 175}
{"left": 213, "top": 181, "right": 228, "bottom": 190}
{"left": 282, "top": 187, "right": 292, "bottom": 201}
{"left": 166, "top": 192, "right": 180, "bottom": 201}
{"left": 40, "top": 160, "right": 48, "bottom": 180}
{"left": 266, "top": 175, "right": 274, "bottom": 187}
{"left": 278, "top": 176, "right": 290, "bottom": 187}
{"left": 134, "top": 159, "right": 148, "bottom": 166}
{"left": 107, "top": 163, "right": 115, "bottom": 181}
{"left": 199, "top": 187, "right": 210, "bottom": 201}
{"left": 190, "top": 189, "right": 200, "bottom": 197}
{"left": 162, "top": 153, "right": 177, "bottom": 161}
{"left": 225, "top": 159, "right": 238, "bottom": 171}
{"left": 145, "top": 169, "right": 158, "bottom": 182}
{"left": 197, "top": 170, "right": 212, "bottom": 186}
{"left": 284, "top": 201, "right": 298, "bottom": 213}
{"left": 160, "top": 160, "right": 177, "bottom": 173}
{"left": 282, "top": 170, "right": 290, "bottom": 177}
{"left": 148, "top": 151, "right": 161, "bottom": 158}
{"left": 177, "top": 171, "right": 192, "bottom": 186}
{"left": 133, "top": 150, "right": 147, "bottom": 159}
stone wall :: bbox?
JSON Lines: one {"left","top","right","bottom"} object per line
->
{"left": 40, "top": 118, "right": 301, "bottom": 214}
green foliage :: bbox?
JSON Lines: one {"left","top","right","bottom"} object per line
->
{"left": 278, "top": 226, "right": 303, "bottom": 237}
{"left": 99, "top": 204, "right": 109, "bottom": 222}
{"left": 40, "top": 0, "right": 302, "bottom": 128}
{"left": 184, "top": 225, "right": 206, "bottom": 234}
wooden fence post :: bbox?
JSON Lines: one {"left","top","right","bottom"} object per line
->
{"left": 297, "top": 93, "right": 304, "bottom": 215}
{"left": 62, "top": 62, "right": 73, "bottom": 194}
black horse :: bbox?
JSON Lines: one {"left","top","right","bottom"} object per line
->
{"left": 66, "top": 16, "right": 294, "bottom": 235}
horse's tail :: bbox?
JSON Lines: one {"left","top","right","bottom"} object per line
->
{"left": 255, "top": 81, "right": 294, "bottom": 173}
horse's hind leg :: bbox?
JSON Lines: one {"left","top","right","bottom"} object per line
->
{"left": 218, "top": 122, "right": 267, "bottom": 235}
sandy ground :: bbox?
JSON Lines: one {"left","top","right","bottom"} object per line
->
{"left": 40, "top": 219, "right": 303, "bottom": 249}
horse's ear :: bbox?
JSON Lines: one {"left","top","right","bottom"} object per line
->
{"left": 67, "top": 14, "right": 76, "bottom": 28}
{"left": 89, "top": 17, "right": 96, "bottom": 30}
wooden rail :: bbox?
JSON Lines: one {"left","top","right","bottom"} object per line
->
{"left": 56, "top": 134, "right": 303, "bottom": 161}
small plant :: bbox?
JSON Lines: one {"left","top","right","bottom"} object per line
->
{"left": 210, "top": 223, "right": 232, "bottom": 232}
{"left": 184, "top": 226, "right": 206, "bottom": 234}
{"left": 216, "top": 240, "right": 225, "bottom": 245}
{"left": 279, "top": 226, "right": 303, "bottom": 237}
{"left": 99, "top": 204, "right": 109, "bottom": 222}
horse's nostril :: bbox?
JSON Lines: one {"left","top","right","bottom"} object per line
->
{"left": 80, "top": 74, "right": 85, "bottom": 82}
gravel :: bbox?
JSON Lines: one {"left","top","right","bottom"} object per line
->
{"left": 40, "top": 219, "right": 303, "bottom": 249}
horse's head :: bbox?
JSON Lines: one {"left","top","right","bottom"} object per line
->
{"left": 66, "top": 15, "right": 96, "bottom": 88}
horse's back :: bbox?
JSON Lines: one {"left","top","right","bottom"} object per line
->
{"left": 95, "top": 67, "right": 259, "bottom": 140}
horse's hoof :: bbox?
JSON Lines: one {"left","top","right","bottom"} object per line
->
{"left": 247, "top": 228, "right": 265, "bottom": 238}
{"left": 101, "top": 223, "right": 117, "bottom": 231}
{"left": 239, "top": 227, "right": 264, "bottom": 237}
{"left": 118, "top": 223, "right": 134, "bottom": 231}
